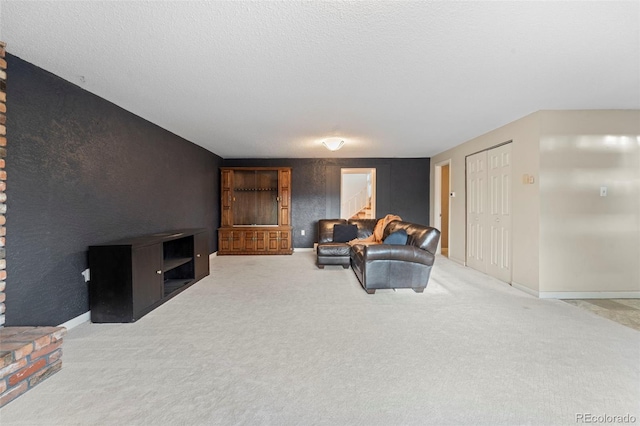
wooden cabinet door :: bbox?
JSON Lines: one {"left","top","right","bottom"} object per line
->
{"left": 267, "top": 230, "right": 280, "bottom": 251}
{"left": 279, "top": 230, "right": 291, "bottom": 251}
{"left": 219, "top": 229, "right": 231, "bottom": 253}
{"left": 230, "top": 230, "right": 243, "bottom": 252}
{"left": 278, "top": 168, "right": 291, "bottom": 226}
{"left": 265, "top": 230, "right": 291, "bottom": 253}
{"left": 194, "top": 231, "right": 209, "bottom": 280}
{"left": 242, "top": 231, "right": 256, "bottom": 251}
{"left": 221, "top": 169, "right": 233, "bottom": 226}
{"left": 240, "top": 230, "right": 268, "bottom": 252}
{"left": 255, "top": 230, "right": 267, "bottom": 252}
{"left": 219, "top": 229, "right": 243, "bottom": 253}
{"left": 131, "top": 244, "right": 163, "bottom": 317}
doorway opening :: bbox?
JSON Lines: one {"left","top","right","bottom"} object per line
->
{"left": 434, "top": 160, "right": 451, "bottom": 257}
{"left": 340, "top": 168, "right": 376, "bottom": 220}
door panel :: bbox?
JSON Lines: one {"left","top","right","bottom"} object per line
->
{"left": 194, "top": 231, "right": 209, "bottom": 280}
{"left": 466, "top": 143, "right": 512, "bottom": 283}
{"left": 267, "top": 231, "right": 279, "bottom": 250}
{"left": 221, "top": 170, "right": 233, "bottom": 226}
{"left": 486, "top": 143, "right": 512, "bottom": 282}
{"left": 255, "top": 230, "right": 267, "bottom": 251}
{"left": 279, "top": 169, "right": 291, "bottom": 226}
{"left": 230, "top": 231, "right": 243, "bottom": 252}
{"left": 466, "top": 151, "right": 487, "bottom": 272}
{"left": 242, "top": 231, "right": 256, "bottom": 251}
{"left": 279, "top": 231, "right": 290, "bottom": 251}
{"left": 131, "top": 244, "right": 163, "bottom": 316}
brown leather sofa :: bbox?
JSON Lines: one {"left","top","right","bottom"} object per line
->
{"left": 317, "top": 218, "right": 440, "bottom": 294}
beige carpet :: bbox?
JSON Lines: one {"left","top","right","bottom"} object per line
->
{"left": 1, "top": 252, "right": 638, "bottom": 425}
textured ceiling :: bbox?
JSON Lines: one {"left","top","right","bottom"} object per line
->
{"left": 1, "top": 1, "right": 639, "bottom": 158}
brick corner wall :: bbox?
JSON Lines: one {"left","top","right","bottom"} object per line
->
{"left": 0, "top": 41, "right": 66, "bottom": 409}
{"left": 0, "top": 326, "right": 66, "bottom": 407}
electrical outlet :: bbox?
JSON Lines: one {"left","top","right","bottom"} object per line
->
{"left": 301, "top": 230, "right": 305, "bottom": 236}
{"left": 600, "top": 186, "right": 607, "bottom": 197}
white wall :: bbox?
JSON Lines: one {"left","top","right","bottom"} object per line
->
{"left": 538, "top": 110, "right": 640, "bottom": 295}
{"left": 342, "top": 174, "right": 368, "bottom": 201}
{"left": 430, "top": 110, "right": 640, "bottom": 297}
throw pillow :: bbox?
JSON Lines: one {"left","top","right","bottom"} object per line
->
{"left": 333, "top": 224, "right": 358, "bottom": 243}
{"left": 383, "top": 229, "right": 408, "bottom": 245}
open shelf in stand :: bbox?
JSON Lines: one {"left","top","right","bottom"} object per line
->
{"left": 163, "top": 278, "right": 194, "bottom": 297}
{"left": 163, "top": 257, "right": 192, "bottom": 272}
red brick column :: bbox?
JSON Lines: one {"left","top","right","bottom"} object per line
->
{"left": 0, "top": 40, "right": 6, "bottom": 327}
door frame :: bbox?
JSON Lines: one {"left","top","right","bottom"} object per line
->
{"left": 433, "top": 159, "right": 451, "bottom": 255}
{"left": 340, "top": 168, "right": 376, "bottom": 219}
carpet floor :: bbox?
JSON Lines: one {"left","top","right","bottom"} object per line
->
{"left": 1, "top": 252, "right": 638, "bottom": 425}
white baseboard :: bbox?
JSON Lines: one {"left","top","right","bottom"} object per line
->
{"left": 510, "top": 282, "right": 640, "bottom": 299}
{"left": 538, "top": 291, "right": 640, "bottom": 299}
{"left": 512, "top": 281, "right": 539, "bottom": 297}
{"left": 211, "top": 249, "right": 315, "bottom": 255}
{"left": 58, "top": 311, "right": 91, "bottom": 330}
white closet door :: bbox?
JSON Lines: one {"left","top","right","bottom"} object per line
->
{"left": 466, "top": 151, "right": 487, "bottom": 272}
{"left": 486, "top": 143, "right": 512, "bottom": 283}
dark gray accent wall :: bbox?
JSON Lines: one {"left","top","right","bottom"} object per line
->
{"left": 6, "top": 54, "right": 222, "bottom": 327}
{"left": 222, "top": 158, "right": 431, "bottom": 247}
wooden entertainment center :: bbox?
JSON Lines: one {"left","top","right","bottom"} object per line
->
{"left": 218, "top": 167, "right": 293, "bottom": 255}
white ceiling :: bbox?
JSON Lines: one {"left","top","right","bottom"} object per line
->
{"left": 2, "top": 1, "right": 639, "bottom": 158}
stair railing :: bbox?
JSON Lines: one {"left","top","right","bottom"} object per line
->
{"left": 342, "top": 186, "right": 369, "bottom": 219}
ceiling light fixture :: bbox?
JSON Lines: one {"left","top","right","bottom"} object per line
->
{"left": 322, "top": 137, "right": 345, "bottom": 151}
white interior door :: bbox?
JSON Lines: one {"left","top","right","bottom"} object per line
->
{"left": 486, "top": 143, "right": 512, "bottom": 283}
{"left": 466, "top": 151, "right": 487, "bottom": 272}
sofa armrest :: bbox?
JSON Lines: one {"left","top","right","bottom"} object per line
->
{"left": 361, "top": 244, "right": 435, "bottom": 266}
{"left": 383, "top": 221, "right": 441, "bottom": 255}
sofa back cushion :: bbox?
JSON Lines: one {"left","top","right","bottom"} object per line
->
{"left": 383, "top": 229, "right": 408, "bottom": 245}
{"left": 347, "top": 219, "right": 379, "bottom": 239}
{"left": 383, "top": 221, "right": 440, "bottom": 254}
{"left": 318, "top": 219, "right": 347, "bottom": 243}
{"left": 333, "top": 224, "right": 358, "bottom": 243}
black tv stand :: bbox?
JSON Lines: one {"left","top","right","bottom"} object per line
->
{"left": 89, "top": 228, "right": 209, "bottom": 323}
